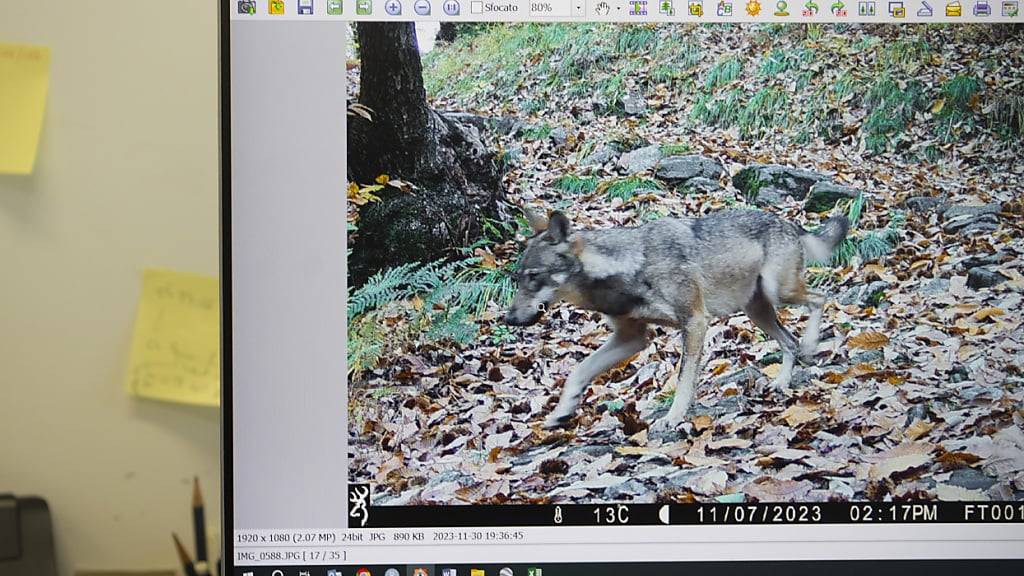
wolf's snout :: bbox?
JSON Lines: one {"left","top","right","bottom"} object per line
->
{"left": 505, "top": 307, "right": 543, "bottom": 326}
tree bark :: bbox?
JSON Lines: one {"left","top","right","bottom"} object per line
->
{"left": 348, "top": 22, "right": 506, "bottom": 287}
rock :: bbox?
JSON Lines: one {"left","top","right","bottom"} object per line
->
{"left": 443, "top": 111, "right": 519, "bottom": 135}
{"left": 655, "top": 155, "right": 724, "bottom": 182}
{"left": 851, "top": 350, "right": 884, "bottom": 364}
{"left": 617, "top": 144, "right": 664, "bottom": 174}
{"left": 804, "top": 181, "right": 862, "bottom": 213}
{"left": 581, "top": 145, "right": 619, "bottom": 167}
{"left": 942, "top": 203, "right": 1002, "bottom": 235}
{"left": 732, "top": 164, "right": 828, "bottom": 202}
{"left": 666, "top": 469, "right": 703, "bottom": 490}
{"left": 943, "top": 202, "right": 1002, "bottom": 220}
{"left": 622, "top": 94, "right": 647, "bottom": 115}
{"left": 838, "top": 280, "right": 889, "bottom": 307}
{"left": 605, "top": 478, "right": 647, "bottom": 500}
{"left": 549, "top": 127, "right": 569, "bottom": 146}
{"left": 966, "top": 267, "right": 1009, "bottom": 290}
{"left": 943, "top": 213, "right": 999, "bottom": 235}
{"left": 960, "top": 252, "right": 1007, "bottom": 270}
{"left": 575, "top": 444, "right": 616, "bottom": 458}
{"left": 751, "top": 186, "right": 789, "bottom": 207}
{"left": 904, "top": 196, "right": 947, "bottom": 213}
{"left": 717, "top": 366, "right": 762, "bottom": 387}
{"left": 948, "top": 468, "right": 998, "bottom": 492}
{"left": 920, "top": 278, "right": 951, "bottom": 296}
{"left": 682, "top": 177, "right": 722, "bottom": 194}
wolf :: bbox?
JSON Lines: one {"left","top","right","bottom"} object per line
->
{"left": 505, "top": 207, "right": 849, "bottom": 431}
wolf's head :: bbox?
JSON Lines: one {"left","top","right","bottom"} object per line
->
{"left": 505, "top": 208, "right": 581, "bottom": 326}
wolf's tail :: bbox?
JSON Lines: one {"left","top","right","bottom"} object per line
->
{"left": 800, "top": 215, "right": 850, "bottom": 263}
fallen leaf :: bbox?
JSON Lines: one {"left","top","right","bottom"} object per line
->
{"left": 692, "top": 414, "right": 713, "bottom": 432}
{"left": 849, "top": 331, "right": 890, "bottom": 350}
{"left": 779, "top": 405, "right": 819, "bottom": 427}
{"left": 906, "top": 420, "right": 934, "bottom": 441}
{"left": 763, "top": 363, "right": 782, "bottom": 379}
{"left": 934, "top": 483, "right": 987, "bottom": 501}
{"left": 973, "top": 307, "right": 1006, "bottom": 322}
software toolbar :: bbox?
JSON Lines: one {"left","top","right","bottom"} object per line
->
{"left": 233, "top": 0, "right": 1022, "bottom": 20}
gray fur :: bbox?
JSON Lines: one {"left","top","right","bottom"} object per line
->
{"left": 506, "top": 208, "right": 849, "bottom": 430}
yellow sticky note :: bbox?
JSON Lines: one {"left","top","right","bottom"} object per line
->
{"left": 126, "top": 269, "right": 220, "bottom": 407}
{"left": 0, "top": 43, "right": 51, "bottom": 174}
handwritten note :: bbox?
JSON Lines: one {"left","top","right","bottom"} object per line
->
{"left": 126, "top": 269, "right": 220, "bottom": 407}
{"left": 0, "top": 43, "right": 51, "bottom": 174}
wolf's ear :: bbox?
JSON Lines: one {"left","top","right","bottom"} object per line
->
{"left": 547, "top": 211, "right": 572, "bottom": 244}
{"left": 523, "top": 206, "right": 549, "bottom": 233}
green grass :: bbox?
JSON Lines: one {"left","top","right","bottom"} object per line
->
{"left": 879, "top": 36, "right": 932, "bottom": 70}
{"left": 991, "top": 94, "right": 1024, "bottom": 138}
{"left": 554, "top": 174, "right": 600, "bottom": 195}
{"left": 660, "top": 143, "right": 693, "bottom": 155}
{"left": 739, "top": 88, "right": 789, "bottom": 137}
{"left": 600, "top": 176, "right": 663, "bottom": 202}
{"left": 705, "top": 57, "right": 743, "bottom": 91}
{"left": 616, "top": 25, "right": 658, "bottom": 54}
{"left": 934, "top": 74, "right": 983, "bottom": 143}
{"left": 692, "top": 89, "right": 743, "bottom": 129}
{"left": 862, "top": 74, "right": 927, "bottom": 154}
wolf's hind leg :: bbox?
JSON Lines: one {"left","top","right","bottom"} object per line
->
{"left": 544, "top": 317, "right": 648, "bottom": 429}
{"left": 745, "top": 289, "right": 800, "bottom": 390}
{"left": 798, "top": 290, "right": 825, "bottom": 360}
{"left": 661, "top": 313, "right": 709, "bottom": 426}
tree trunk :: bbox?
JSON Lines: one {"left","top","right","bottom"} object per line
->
{"left": 348, "top": 22, "right": 506, "bottom": 287}
{"left": 436, "top": 22, "right": 458, "bottom": 44}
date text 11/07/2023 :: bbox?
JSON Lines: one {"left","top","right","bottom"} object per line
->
{"left": 687, "top": 503, "right": 1024, "bottom": 524}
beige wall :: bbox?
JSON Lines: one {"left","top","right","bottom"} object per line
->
{"left": 0, "top": 2, "right": 221, "bottom": 574}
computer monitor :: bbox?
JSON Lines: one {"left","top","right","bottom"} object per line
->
{"left": 222, "top": 1, "right": 1024, "bottom": 574}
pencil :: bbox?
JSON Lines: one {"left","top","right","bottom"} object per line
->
{"left": 193, "top": 477, "right": 209, "bottom": 575}
{"left": 172, "top": 532, "right": 199, "bottom": 576}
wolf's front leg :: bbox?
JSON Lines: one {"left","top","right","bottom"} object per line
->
{"left": 545, "top": 318, "right": 649, "bottom": 429}
{"left": 657, "top": 314, "right": 708, "bottom": 430}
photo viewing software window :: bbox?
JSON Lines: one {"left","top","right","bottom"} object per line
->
{"left": 224, "top": 1, "right": 1024, "bottom": 574}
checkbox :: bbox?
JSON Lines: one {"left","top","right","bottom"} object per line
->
{"left": 471, "top": 1, "right": 484, "bottom": 12}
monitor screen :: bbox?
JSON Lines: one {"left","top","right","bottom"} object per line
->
{"left": 223, "top": 1, "right": 1024, "bottom": 574}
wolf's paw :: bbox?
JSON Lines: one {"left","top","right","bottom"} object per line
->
{"left": 799, "top": 344, "right": 819, "bottom": 364}
{"left": 543, "top": 411, "right": 576, "bottom": 430}
{"left": 649, "top": 414, "right": 686, "bottom": 438}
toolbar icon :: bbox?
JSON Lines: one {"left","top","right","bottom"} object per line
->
{"left": 918, "top": 0, "right": 934, "bottom": 14}
{"left": 746, "top": 0, "right": 762, "bottom": 13}
{"left": 238, "top": 0, "right": 256, "bottom": 14}
{"left": 328, "top": 0, "right": 343, "bottom": 13}
{"left": 385, "top": 570, "right": 401, "bottom": 576}
{"left": 385, "top": 0, "right": 403, "bottom": 13}
{"left": 889, "top": 0, "right": 906, "bottom": 15}
{"left": 441, "top": 570, "right": 457, "bottom": 576}
{"left": 689, "top": 0, "right": 704, "bottom": 14}
{"left": 831, "top": 0, "right": 848, "bottom": 14}
{"left": 415, "top": 0, "right": 432, "bottom": 13}
{"left": 357, "top": 0, "right": 373, "bottom": 13}
{"left": 974, "top": 0, "right": 992, "bottom": 12}
{"left": 327, "top": 571, "right": 341, "bottom": 576}
{"left": 470, "top": 571, "right": 486, "bottom": 576}
{"left": 802, "top": 0, "right": 819, "bottom": 14}
{"left": 355, "top": 569, "right": 371, "bottom": 576}
{"left": 718, "top": 0, "right": 735, "bottom": 13}
{"left": 444, "top": 0, "right": 461, "bottom": 13}
{"left": 1004, "top": 0, "right": 1020, "bottom": 14}
{"left": 297, "top": 0, "right": 314, "bottom": 14}
{"left": 629, "top": 0, "right": 650, "bottom": 14}
{"left": 775, "top": 0, "right": 790, "bottom": 14}
{"left": 269, "top": 0, "right": 285, "bottom": 14}
{"left": 858, "top": 0, "right": 876, "bottom": 13}
{"left": 660, "top": 0, "right": 676, "bottom": 14}
{"left": 946, "top": 0, "right": 962, "bottom": 14}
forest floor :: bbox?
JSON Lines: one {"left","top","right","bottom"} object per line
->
{"left": 346, "top": 23, "right": 1024, "bottom": 505}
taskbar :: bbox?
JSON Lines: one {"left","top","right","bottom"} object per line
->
{"left": 232, "top": 559, "right": 1024, "bottom": 576}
